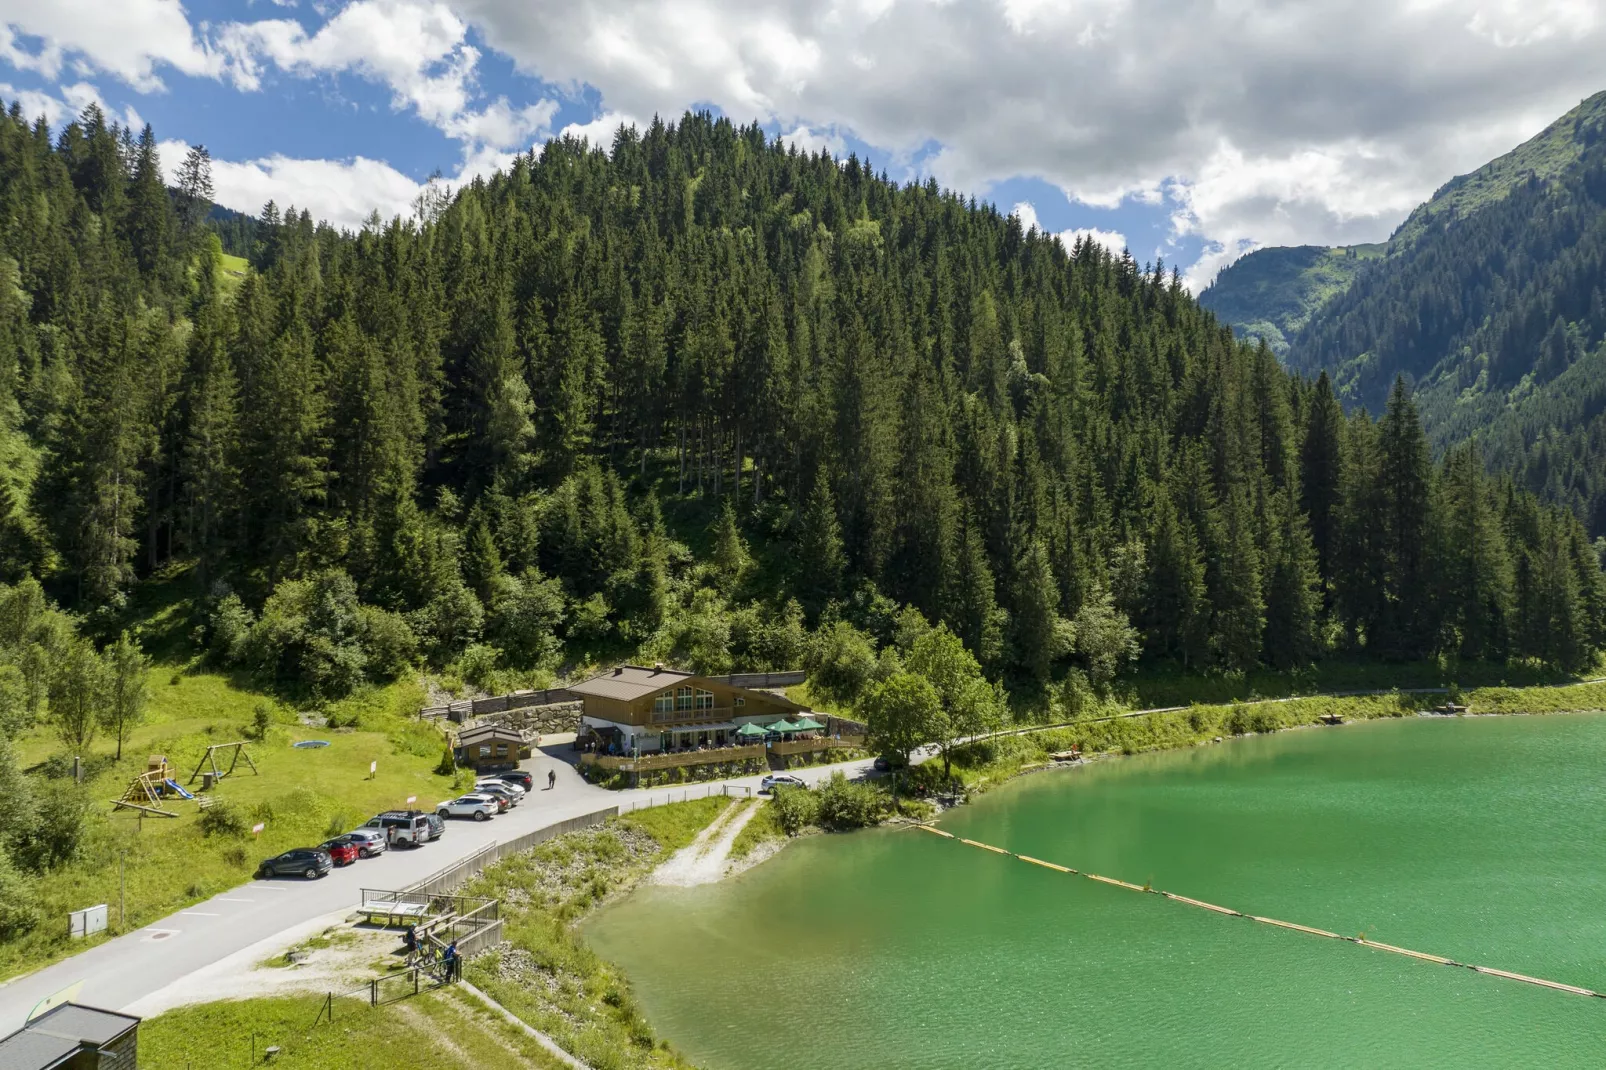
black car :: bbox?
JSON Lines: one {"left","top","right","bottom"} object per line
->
{"left": 257, "top": 848, "right": 334, "bottom": 880}
{"left": 493, "top": 770, "right": 534, "bottom": 791}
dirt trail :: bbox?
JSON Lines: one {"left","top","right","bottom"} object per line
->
{"left": 650, "top": 799, "right": 762, "bottom": 887}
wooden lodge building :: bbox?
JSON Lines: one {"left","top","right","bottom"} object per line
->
{"left": 452, "top": 722, "right": 531, "bottom": 772}
{"left": 567, "top": 664, "right": 807, "bottom": 755}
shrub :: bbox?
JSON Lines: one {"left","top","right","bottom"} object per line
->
{"left": 410, "top": 580, "right": 484, "bottom": 664}
{"left": 457, "top": 643, "right": 502, "bottom": 693}
{"left": 1248, "top": 709, "right": 1280, "bottom": 734}
{"left": 359, "top": 606, "right": 418, "bottom": 680}
{"left": 0, "top": 850, "right": 38, "bottom": 940}
{"left": 770, "top": 786, "right": 820, "bottom": 835}
{"left": 199, "top": 799, "right": 248, "bottom": 837}
{"left": 435, "top": 745, "right": 457, "bottom": 776}
{"left": 8, "top": 779, "right": 88, "bottom": 871}
{"left": 806, "top": 621, "right": 879, "bottom": 706}
{"left": 207, "top": 594, "right": 255, "bottom": 665}
{"left": 1224, "top": 706, "right": 1251, "bottom": 736}
{"left": 814, "top": 771, "right": 884, "bottom": 829}
{"left": 252, "top": 703, "right": 273, "bottom": 741}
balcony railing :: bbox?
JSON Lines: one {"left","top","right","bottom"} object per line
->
{"left": 648, "top": 704, "right": 745, "bottom": 724}
{"left": 580, "top": 744, "right": 767, "bottom": 772}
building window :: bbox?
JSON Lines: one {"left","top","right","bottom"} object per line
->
{"left": 654, "top": 694, "right": 673, "bottom": 713}
{"left": 676, "top": 686, "right": 693, "bottom": 711}
{"left": 495, "top": 743, "right": 508, "bottom": 756}
{"left": 735, "top": 696, "right": 745, "bottom": 708}
{"left": 695, "top": 689, "right": 714, "bottom": 710}
{"left": 478, "top": 744, "right": 491, "bottom": 757}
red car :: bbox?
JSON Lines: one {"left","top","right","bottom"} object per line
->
{"left": 318, "top": 837, "right": 362, "bottom": 866}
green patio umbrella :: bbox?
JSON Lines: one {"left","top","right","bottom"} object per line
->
{"left": 790, "top": 716, "right": 825, "bottom": 731}
{"left": 734, "top": 722, "right": 768, "bottom": 739}
{"left": 766, "top": 719, "right": 800, "bottom": 734}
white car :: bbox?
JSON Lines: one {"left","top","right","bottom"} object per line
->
{"left": 436, "top": 794, "right": 499, "bottom": 821}
{"left": 474, "top": 780, "right": 524, "bottom": 806}
{"left": 761, "top": 774, "right": 807, "bottom": 792}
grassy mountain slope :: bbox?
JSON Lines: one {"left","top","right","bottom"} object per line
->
{"left": 1201, "top": 90, "right": 1606, "bottom": 367}
{"left": 1197, "top": 243, "right": 1383, "bottom": 354}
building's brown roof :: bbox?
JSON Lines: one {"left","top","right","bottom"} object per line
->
{"left": 455, "top": 723, "right": 527, "bottom": 745}
{"left": 566, "top": 664, "right": 695, "bottom": 702}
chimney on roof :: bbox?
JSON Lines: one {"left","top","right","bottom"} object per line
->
{"left": 613, "top": 666, "right": 623, "bottom": 675}
{"left": 653, "top": 662, "right": 664, "bottom": 672}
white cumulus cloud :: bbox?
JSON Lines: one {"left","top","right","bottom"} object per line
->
{"left": 1012, "top": 201, "right": 1128, "bottom": 257}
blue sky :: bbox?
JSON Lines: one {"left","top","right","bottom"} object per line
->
{"left": 0, "top": 0, "right": 1599, "bottom": 288}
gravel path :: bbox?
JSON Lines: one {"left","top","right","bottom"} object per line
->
{"left": 650, "top": 799, "right": 762, "bottom": 887}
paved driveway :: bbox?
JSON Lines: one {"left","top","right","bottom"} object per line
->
{"left": 0, "top": 742, "right": 893, "bottom": 1030}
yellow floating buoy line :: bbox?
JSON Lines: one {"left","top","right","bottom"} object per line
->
{"left": 912, "top": 824, "right": 1604, "bottom": 1000}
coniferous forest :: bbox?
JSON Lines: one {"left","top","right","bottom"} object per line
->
{"left": 1, "top": 102, "right": 1603, "bottom": 715}
{"left": 1207, "top": 91, "right": 1606, "bottom": 540}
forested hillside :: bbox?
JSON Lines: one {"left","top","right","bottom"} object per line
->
{"left": 0, "top": 100, "right": 1602, "bottom": 731}
{"left": 1200, "top": 91, "right": 1606, "bottom": 537}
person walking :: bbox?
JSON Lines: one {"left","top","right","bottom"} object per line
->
{"left": 547, "top": 768, "right": 557, "bottom": 790}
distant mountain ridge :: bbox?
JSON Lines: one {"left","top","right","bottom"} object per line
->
{"left": 1199, "top": 89, "right": 1606, "bottom": 535}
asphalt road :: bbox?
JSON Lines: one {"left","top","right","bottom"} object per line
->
{"left": 0, "top": 740, "right": 885, "bottom": 1031}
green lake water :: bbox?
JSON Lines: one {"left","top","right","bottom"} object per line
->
{"left": 585, "top": 714, "right": 1606, "bottom": 1067}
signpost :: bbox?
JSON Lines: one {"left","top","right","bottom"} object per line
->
{"left": 251, "top": 822, "right": 265, "bottom": 836}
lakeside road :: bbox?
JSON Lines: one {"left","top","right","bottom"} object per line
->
{"left": 0, "top": 741, "right": 888, "bottom": 1032}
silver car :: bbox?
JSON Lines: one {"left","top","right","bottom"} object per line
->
{"left": 474, "top": 781, "right": 523, "bottom": 807}
{"left": 341, "top": 828, "right": 389, "bottom": 858}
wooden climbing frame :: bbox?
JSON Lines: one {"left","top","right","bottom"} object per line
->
{"left": 111, "top": 771, "right": 178, "bottom": 817}
{"left": 187, "top": 741, "right": 260, "bottom": 785}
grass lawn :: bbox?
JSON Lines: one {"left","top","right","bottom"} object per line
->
{"left": 3, "top": 664, "right": 465, "bottom": 981}
{"left": 139, "top": 987, "right": 574, "bottom": 1070}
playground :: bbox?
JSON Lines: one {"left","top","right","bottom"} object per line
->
{"left": 110, "top": 744, "right": 259, "bottom": 818}
{"left": 0, "top": 669, "right": 466, "bottom": 984}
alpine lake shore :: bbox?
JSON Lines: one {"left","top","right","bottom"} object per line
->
{"left": 129, "top": 669, "right": 1606, "bottom": 1069}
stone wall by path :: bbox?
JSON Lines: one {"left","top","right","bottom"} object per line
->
{"left": 461, "top": 702, "right": 582, "bottom": 737}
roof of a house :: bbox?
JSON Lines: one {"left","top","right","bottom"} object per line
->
{"left": 455, "top": 723, "right": 528, "bottom": 745}
{"left": 0, "top": 1004, "right": 139, "bottom": 1070}
{"left": 565, "top": 665, "right": 696, "bottom": 702}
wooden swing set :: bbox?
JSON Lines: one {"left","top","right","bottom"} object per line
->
{"left": 188, "top": 741, "right": 260, "bottom": 785}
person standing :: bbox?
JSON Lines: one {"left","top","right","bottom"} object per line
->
{"left": 547, "top": 768, "right": 557, "bottom": 790}
{"left": 444, "top": 940, "right": 460, "bottom": 982}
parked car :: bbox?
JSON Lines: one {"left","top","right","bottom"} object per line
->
{"left": 436, "top": 794, "right": 499, "bottom": 821}
{"left": 257, "top": 848, "right": 333, "bottom": 880}
{"left": 318, "top": 838, "right": 361, "bottom": 866}
{"left": 423, "top": 810, "right": 446, "bottom": 840}
{"left": 476, "top": 775, "right": 525, "bottom": 798}
{"left": 473, "top": 781, "right": 522, "bottom": 808}
{"left": 340, "top": 828, "right": 388, "bottom": 858}
{"left": 362, "top": 810, "right": 434, "bottom": 847}
{"left": 492, "top": 770, "right": 534, "bottom": 791}
{"left": 872, "top": 755, "right": 907, "bottom": 773}
{"left": 761, "top": 774, "right": 807, "bottom": 792}
{"left": 472, "top": 789, "right": 510, "bottom": 813}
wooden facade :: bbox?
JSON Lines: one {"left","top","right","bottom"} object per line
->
{"left": 568, "top": 665, "right": 808, "bottom": 755}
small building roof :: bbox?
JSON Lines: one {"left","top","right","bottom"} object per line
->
{"left": 455, "top": 723, "right": 527, "bottom": 746}
{"left": 566, "top": 664, "right": 695, "bottom": 702}
{"left": 0, "top": 1003, "right": 140, "bottom": 1070}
